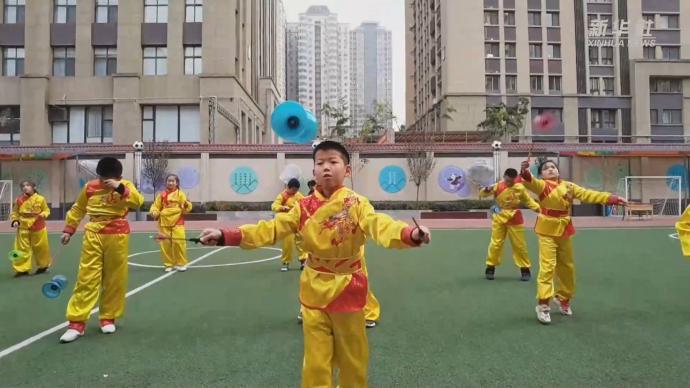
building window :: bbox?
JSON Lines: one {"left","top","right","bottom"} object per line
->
{"left": 142, "top": 105, "right": 200, "bottom": 142}
{"left": 95, "top": 0, "right": 118, "bottom": 23}
{"left": 530, "top": 75, "right": 543, "bottom": 93}
{"left": 184, "top": 46, "right": 202, "bottom": 75}
{"left": 51, "top": 106, "right": 113, "bottom": 144}
{"left": 528, "top": 11, "right": 541, "bottom": 26}
{"left": 601, "top": 47, "right": 613, "bottom": 65}
{"left": 53, "top": 47, "right": 75, "bottom": 76}
{"left": 143, "top": 46, "right": 167, "bottom": 75}
{"left": 485, "top": 43, "right": 499, "bottom": 58}
{"left": 650, "top": 79, "right": 682, "bottom": 93}
{"left": 661, "top": 109, "right": 682, "bottom": 125}
{"left": 504, "top": 43, "right": 516, "bottom": 58}
{"left": 589, "top": 77, "right": 600, "bottom": 94}
{"left": 591, "top": 109, "right": 616, "bottom": 128}
{"left": 185, "top": 0, "right": 202, "bottom": 23}
{"left": 650, "top": 110, "right": 658, "bottom": 124}
{"left": 2, "top": 47, "right": 24, "bottom": 76}
{"left": 485, "top": 75, "right": 500, "bottom": 93}
{"left": 0, "top": 106, "right": 21, "bottom": 144}
{"left": 661, "top": 46, "right": 680, "bottom": 60}
{"left": 506, "top": 75, "right": 517, "bottom": 93}
{"left": 642, "top": 14, "right": 655, "bottom": 28}
{"left": 589, "top": 46, "right": 599, "bottom": 64}
{"left": 602, "top": 77, "right": 614, "bottom": 95}
{"left": 54, "top": 0, "right": 76, "bottom": 23}
{"left": 529, "top": 43, "right": 542, "bottom": 58}
{"left": 94, "top": 47, "right": 117, "bottom": 76}
{"left": 144, "top": 0, "right": 168, "bottom": 23}
{"left": 503, "top": 11, "right": 515, "bottom": 26}
{"left": 484, "top": 11, "right": 498, "bottom": 25}
{"left": 547, "top": 12, "right": 560, "bottom": 27}
{"left": 643, "top": 46, "right": 656, "bottom": 59}
{"left": 3, "top": 0, "right": 25, "bottom": 24}
{"left": 549, "top": 76, "right": 562, "bottom": 93}
{"left": 658, "top": 15, "right": 679, "bottom": 29}
{"left": 547, "top": 44, "right": 561, "bottom": 59}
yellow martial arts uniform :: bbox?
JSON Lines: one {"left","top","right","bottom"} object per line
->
{"left": 220, "top": 187, "right": 420, "bottom": 388}
{"left": 149, "top": 188, "right": 192, "bottom": 268}
{"left": 480, "top": 181, "right": 540, "bottom": 268}
{"left": 10, "top": 193, "right": 52, "bottom": 273}
{"left": 272, "top": 190, "right": 307, "bottom": 265}
{"left": 520, "top": 173, "right": 612, "bottom": 303}
{"left": 676, "top": 206, "right": 690, "bottom": 256}
{"left": 361, "top": 256, "right": 380, "bottom": 322}
{"left": 63, "top": 179, "right": 143, "bottom": 322}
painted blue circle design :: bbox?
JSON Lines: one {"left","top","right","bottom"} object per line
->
{"left": 230, "top": 166, "right": 259, "bottom": 194}
{"left": 437, "top": 166, "right": 470, "bottom": 197}
{"left": 178, "top": 166, "right": 200, "bottom": 190}
{"left": 378, "top": 165, "right": 407, "bottom": 193}
{"left": 666, "top": 164, "right": 688, "bottom": 192}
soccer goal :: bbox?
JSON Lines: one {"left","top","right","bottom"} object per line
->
{"left": 612, "top": 176, "right": 683, "bottom": 218}
{"left": 0, "top": 180, "right": 13, "bottom": 221}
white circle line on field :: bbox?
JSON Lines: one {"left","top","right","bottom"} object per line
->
{"left": 670, "top": 233, "right": 679, "bottom": 240}
{"left": 127, "top": 246, "right": 282, "bottom": 269}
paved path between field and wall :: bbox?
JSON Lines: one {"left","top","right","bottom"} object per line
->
{"left": 0, "top": 216, "right": 677, "bottom": 234}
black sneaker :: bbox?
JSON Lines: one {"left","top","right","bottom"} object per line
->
{"left": 485, "top": 266, "right": 495, "bottom": 280}
{"left": 13, "top": 271, "right": 29, "bottom": 278}
{"left": 35, "top": 267, "right": 49, "bottom": 275}
{"left": 520, "top": 267, "right": 531, "bottom": 281}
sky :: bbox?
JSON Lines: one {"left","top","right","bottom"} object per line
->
{"left": 283, "top": 0, "right": 406, "bottom": 126}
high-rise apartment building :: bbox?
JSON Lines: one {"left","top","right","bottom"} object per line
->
{"left": 350, "top": 22, "right": 392, "bottom": 132}
{"left": 406, "top": 0, "right": 690, "bottom": 143}
{"left": 0, "top": 0, "right": 286, "bottom": 146}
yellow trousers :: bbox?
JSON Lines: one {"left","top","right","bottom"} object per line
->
{"left": 12, "top": 228, "right": 52, "bottom": 273}
{"left": 302, "top": 307, "right": 368, "bottom": 388}
{"left": 282, "top": 234, "right": 308, "bottom": 265}
{"left": 486, "top": 222, "right": 531, "bottom": 268}
{"left": 536, "top": 235, "right": 575, "bottom": 302}
{"left": 66, "top": 231, "right": 129, "bottom": 322}
{"left": 159, "top": 225, "right": 188, "bottom": 268}
{"left": 360, "top": 258, "right": 380, "bottom": 322}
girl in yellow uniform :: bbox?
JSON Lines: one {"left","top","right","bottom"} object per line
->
{"left": 272, "top": 178, "right": 307, "bottom": 271}
{"left": 200, "top": 141, "right": 430, "bottom": 388}
{"left": 10, "top": 180, "right": 52, "bottom": 277}
{"left": 58, "top": 157, "right": 143, "bottom": 343}
{"left": 149, "top": 174, "right": 193, "bottom": 272}
{"left": 520, "top": 159, "right": 625, "bottom": 324}
{"left": 479, "top": 168, "right": 540, "bottom": 281}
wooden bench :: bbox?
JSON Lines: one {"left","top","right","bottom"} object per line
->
{"left": 623, "top": 203, "right": 654, "bottom": 220}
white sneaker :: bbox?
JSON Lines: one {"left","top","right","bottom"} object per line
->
{"left": 555, "top": 299, "right": 573, "bottom": 316}
{"left": 297, "top": 312, "right": 303, "bottom": 324}
{"left": 280, "top": 264, "right": 289, "bottom": 272}
{"left": 100, "top": 319, "right": 116, "bottom": 334}
{"left": 59, "top": 322, "right": 85, "bottom": 343}
{"left": 365, "top": 320, "right": 377, "bottom": 328}
{"left": 535, "top": 304, "right": 551, "bottom": 324}
{"left": 176, "top": 265, "right": 188, "bottom": 272}
{"left": 164, "top": 267, "right": 174, "bottom": 273}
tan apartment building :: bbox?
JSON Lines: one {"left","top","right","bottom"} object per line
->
{"left": 406, "top": 0, "right": 690, "bottom": 143}
{"left": 0, "top": 0, "right": 286, "bottom": 146}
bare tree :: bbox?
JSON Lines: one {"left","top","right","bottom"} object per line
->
{"left": 141, "top": 141, "right": 170, "bottom": 197}
{"left": 406, "top": 134, "right": 436, "bottom": 205}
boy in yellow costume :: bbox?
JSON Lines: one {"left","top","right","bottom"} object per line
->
{"left": 520, "top": 159, "right": 625, "bottom": 324}
{"left": 272, "top": 178, "right": 307, "bottom": 271}
{"left": 675, "top": 205, "right": 690, "bottom": 256}
{"left": 200, "top": 140, "right": 430, "bottom": 387}
{"left": 479, "top": 168, "right": 540, "bottom": 281}
{"left": 150, "top": 174, "right": 193, "bottom": 272}
{"left": 59, "top": 157, "right": 143, "bottom": 343}
{"left": 10, "top": 180, "right": 52, "bottom": 277}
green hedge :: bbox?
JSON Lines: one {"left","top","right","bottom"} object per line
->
{"left": 196, "top": 200, "right": 494, "bottom": 212}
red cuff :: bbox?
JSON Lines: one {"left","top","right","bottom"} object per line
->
{"left": 607, "top": 195, "right": 622, "bottom": 205}
{"left": 401, "top": 226, "right": 421, "bottom": 247}
{"left": 520, "top": 170, "right": 533, "bottom": 182}
{"left": 121, "top": 187, "right": 130, "bottom": 199}
{"left": 63, "top": 225, "right": 76, "bottom": 235}
{"left": 221, "top": 228, "right": 242, "bottom": 246}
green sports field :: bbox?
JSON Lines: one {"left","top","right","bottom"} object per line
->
{"left": 0, "top": 228, "right": 689, "bottom": 386}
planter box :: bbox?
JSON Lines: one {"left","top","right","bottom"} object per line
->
{"left": 146, "top": 213, "right": 217, "bottom": 221}
{"left": 420, "top": 211, "right": 488, "bottom": 220}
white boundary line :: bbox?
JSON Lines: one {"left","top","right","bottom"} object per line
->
{"left": 0, "top": 246, "right": 226, "bottom": 361}
{"left": 670, "top": 233, "right": 679, "bottom": 240}
{"left": 127, "top": 246, "right": 282, "bottom": 269}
